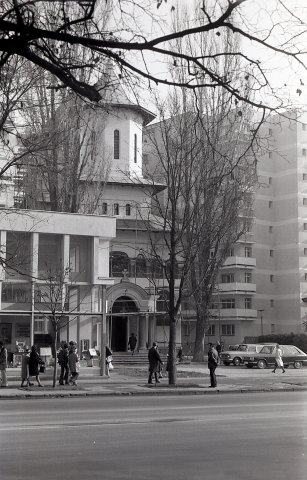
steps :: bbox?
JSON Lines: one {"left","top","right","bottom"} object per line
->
{"left": 112, "top": 351, "right": 167, "bottom": 365}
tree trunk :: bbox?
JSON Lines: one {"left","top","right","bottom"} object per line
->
{"left": 168, "top": 317, "right": 177, "bottom": 385}
{"left": 193, "top": 311, "right": 207, "bottom": 362}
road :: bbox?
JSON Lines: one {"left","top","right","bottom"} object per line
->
{"left": 1, "top": 392, "right": 307, "bottom": 480}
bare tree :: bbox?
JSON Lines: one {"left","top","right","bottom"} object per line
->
{"left": 34, "top": 266, "right": 95, "bottom": 387}
{"left": 0, "top": 0, "right": 306, "bottom": 111}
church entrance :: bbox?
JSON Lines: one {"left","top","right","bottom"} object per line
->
{"left": 110, "top": 296, "right": 139, "bottom": 351}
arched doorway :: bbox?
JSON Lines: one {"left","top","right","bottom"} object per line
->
{"left": 110, "top": 296, "right": 139, "bottom": 351}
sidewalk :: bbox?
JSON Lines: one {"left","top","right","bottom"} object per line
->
{"left": 1, "top": 363, "right": 307, "bottom": 399}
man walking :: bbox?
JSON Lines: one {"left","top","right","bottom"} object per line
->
{"left": 57, "top": 342, "right": 69, "bottom": 385}
{"left": 128, "top": 333, "right": 137, "bottom": 355}
{"left": 148, "top": 342, "right": 163, "bottom": 384}
{"left": 0, "top": 341, "right": 8, "bottom": 388}
{"left": 208, "top": 342, "right": 219, "bottom": 388}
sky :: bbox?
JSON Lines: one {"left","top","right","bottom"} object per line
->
{"left": 119, "top": 0, "right": 307, "bottom": 115}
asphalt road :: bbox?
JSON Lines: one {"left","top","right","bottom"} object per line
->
{"left": 1, "top": 392, "right": 307, "bottom": 480}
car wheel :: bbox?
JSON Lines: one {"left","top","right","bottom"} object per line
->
{"left": 233, "top": 357, "right": 241, "bottom": 366}
{"left": 294, "top": 361, "right": 302, "bottom": 369}
{"left": 257, "top": 359, "right": 267, "bottom": 369}
{"left": 223, "top": 361, "right": 231, "bottom": 366}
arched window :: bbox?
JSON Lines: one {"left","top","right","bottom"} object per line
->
{"left": 110, "top": 251, "right": 130, "bottom": 277}
{"left": 136, "top": 254, "right": 146, "bottom": 277}
{"left": 156, "top": 290, "right": 169, "bottom": 312}
{"left": 125, "top": 204, "right": 131, "bottom": 216}
{"left": 151, "top": 257, "right": 163, "bottom": 278}
{"left": 114, "top": 129, "right": 120, "bottom": 159}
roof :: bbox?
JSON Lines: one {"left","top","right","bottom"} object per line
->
{"left": 95, "top": 63, "right": 156, "bottom": 125}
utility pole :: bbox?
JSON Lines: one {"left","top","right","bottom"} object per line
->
{"left": 258, "top": 309, "right": 264, "bottom": 337}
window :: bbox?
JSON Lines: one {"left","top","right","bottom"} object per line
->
{"left": 270, "top": 249, "right": 274, "bottom": 257}
{"left": 244, "top": 272, "right": 252, "bottom": 283}
{"left": 110, "top": 251, "right": 130, "bottom": 277}
{"left": 70, "top": 246, "right": 80, "bottom": 273}
{"left": 134, "top": 134, "right": 137, "bottom": 163}
{"left": 125, "top": 204, "right": 131, "bottom": 216}
{"left": 34, "top": 318, "right": 46, "bottom": 334}
{"left": 304, "top": 248, "right": 307, "bottom": 256}
{"left": 303, "top": 148, "right": 307, "bottom": 157}
{"left": 114, "top": 130, "right": 120, "bottom": 159}
{"left": 244, "top": 297, "right": 252, "bottom": 309}
{"left": 113, "top": 203, "right": 119, "bottom": 215}
{"left": 206, "top": 325, "right": 216, "bottom": 336}
{"left": 304, "top": 198, "right": 307, "bottom": 206}
{"left": 270, "top": 299, "right": 275, "bottom": 307}
{"left": 269, "top": 226, "right": 273, "bottom": 233}
{"left": 221, "top": 324, "right": 235, "bottom": 336}
{"left": 227, "top": 248, "right": 234, "bottom": 257}
{"left": 244, "top": 246, "right": 252, "bottom": 257}
{"left": 102, "top": 203, "right": 108, "bottom": 215}
{"left": 221, "top": 299, "right": 235, "bottom": 309}
{"left": 269, "top": 201, "right": 273, "bottom": 208}
{"left": 221, "top": 273, "right": 234, "bottom": 283}
{"left": 268, "top": 177, "right": 272, "bottom": 185}
{"left": 210, "top": 249, "right": 215, "bottom": 258}
{"left": 270, "top": 274, "right": 274, "bottom": 282}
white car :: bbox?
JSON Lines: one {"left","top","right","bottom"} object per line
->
{"left": 220, "top": 344, "right": 265, "bottom": 366}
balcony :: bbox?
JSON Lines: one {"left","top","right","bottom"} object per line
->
{"left": 210, "top": 308, "right": 258, "bottom": 319}
{"left": 222, "top": 256, "right": 256, "bottom": 268}
{"left": 217, "top": 282, "right": 256, "bottom": 293}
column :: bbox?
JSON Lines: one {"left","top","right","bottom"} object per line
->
{"left": 30, "top": 233, "right": 39, "bottom": 347}
{"left": 0, "top": 230, "right": 6, "bottom": 311}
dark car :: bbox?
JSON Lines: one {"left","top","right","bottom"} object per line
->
{"left": 243, "top": 344, "right": 307, "bottom": 369}
{"left": 219, "top": 344, "right": 265, "bottom": 366}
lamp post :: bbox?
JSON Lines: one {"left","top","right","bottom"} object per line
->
{"left": 258, "top": 309, "right": 264, "bottom": 337}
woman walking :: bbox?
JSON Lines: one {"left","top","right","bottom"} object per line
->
{"left": 28, "top": 345, "right": 45, "bottom": 387}
{"left": 272, "top": 344, "right": 286, "bottom": 373}
{"left": 68, "top": 345, "right": 80, "bottom": 386}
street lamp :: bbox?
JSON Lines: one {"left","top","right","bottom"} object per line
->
{"left": 258, "top": 309, "right": 264, "bottom": 337}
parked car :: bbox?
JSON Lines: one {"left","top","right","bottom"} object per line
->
{"left": 220, "top": 344, "right": 265, "bottom": 366}
{"left": 243, "top": 344, "right": 307, "bottom": 369}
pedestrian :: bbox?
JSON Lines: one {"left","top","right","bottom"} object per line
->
{"left": 148, "top": 342, "right": 163, "bottom": 384}
{"left": 28, "top": 345, "right": 45, "bottom": 387}
{"left": 216, "top": 341, "right": 222, "bottom": 364}
{"left": 208, "top": 342, "right": 219, "bottom": 388}
{"left": 128, "top": 333, "right": 137, "bottom": 355}
{"left": 57, "top": 342, "right": 69, "bottom": 385}
{"left": 68, "top": 345, "right": 80, "bottom": 386}
{"left": 20, "top": 346, "right": 32, "bottom": 387}
{"left": 0, "top": 340, "right": 8, "bottom": 388}
{"left": 272, "top": 344, "right": 286, "bottom": 373}
{"left": 177, "top": 345, "right": 183, "bottom": 363}
{"left": 106, "top": 345, "right": 113, "bottom": 377}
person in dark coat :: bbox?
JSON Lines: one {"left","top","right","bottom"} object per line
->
{"left": 208, "top": 343, "right": 219, "bottom": 388}
{"left": 28, "top": 345, "right": 44, "bottom": 387}
{"left": 57, "top": 342, "right": 69, "bottom": 385}
{"left": 148, "top": 342, "right": 163, "bottom": 384}
{"left": 105, "top": 345, "right": 113, "bottom": 377}
{"left": 128, "top": 333, "right": 137, "bottom": 355}
{"left": 0, "top": 340, "right": 8, "bottom": 388}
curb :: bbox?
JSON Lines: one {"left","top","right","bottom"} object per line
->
{"left": 1, "top": 385, "right": 307, "bottom": 400}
